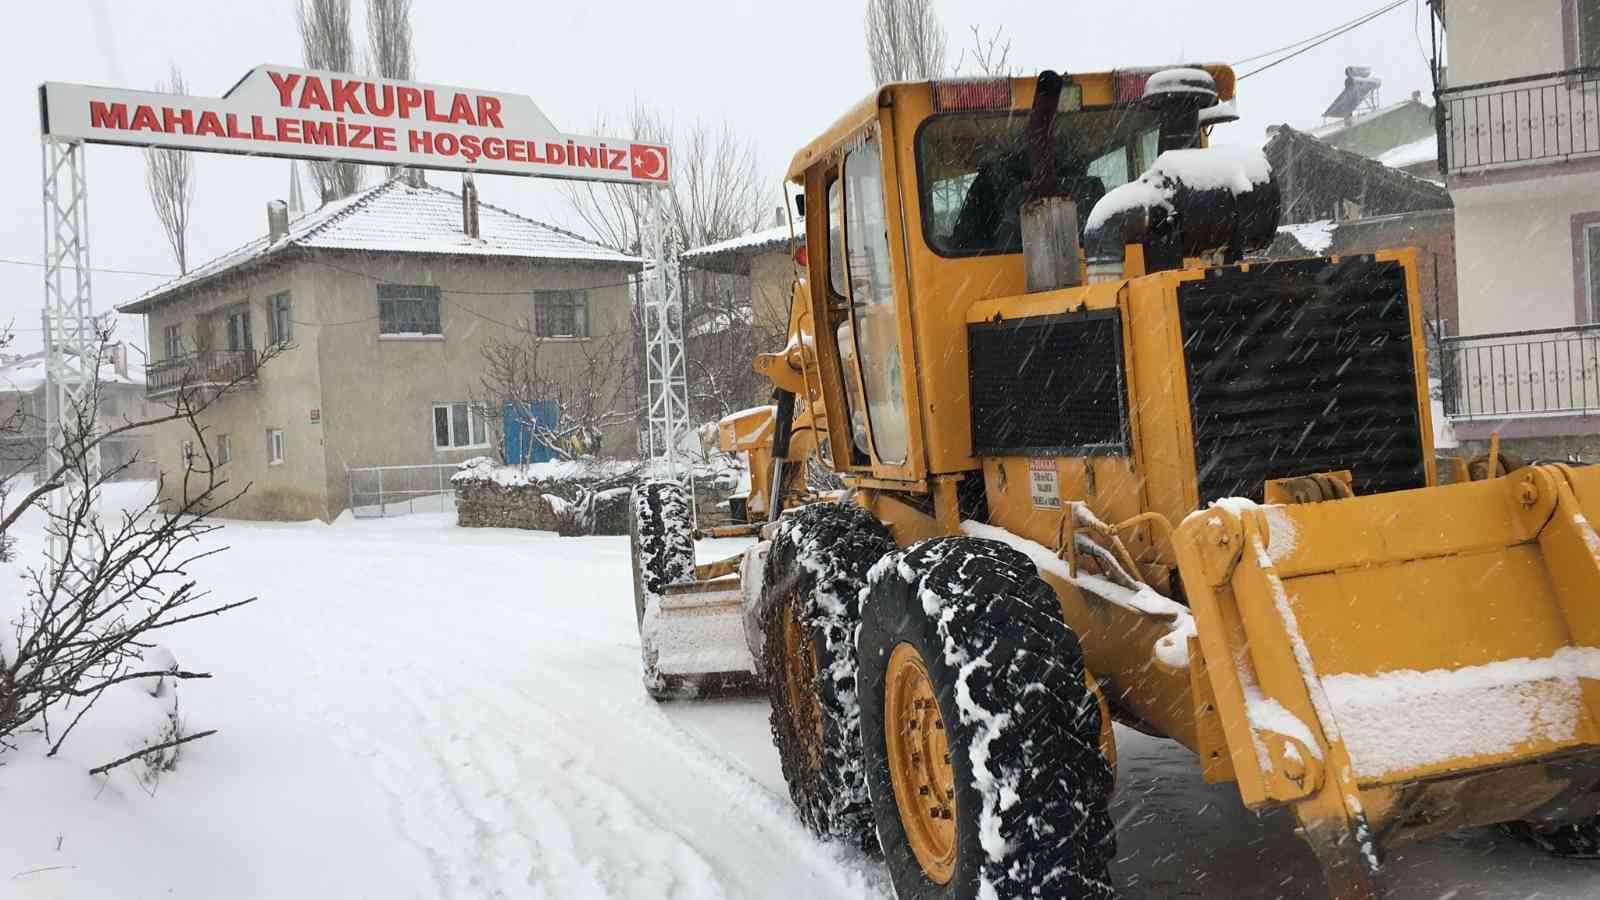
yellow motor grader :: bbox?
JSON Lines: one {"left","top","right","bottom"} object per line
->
{"left": 629, "top": 66, "right": 1600, "bottom": 899}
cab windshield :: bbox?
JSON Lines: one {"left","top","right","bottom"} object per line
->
{"left": 916, "top": 107, "right": 1161, "bottom": 256}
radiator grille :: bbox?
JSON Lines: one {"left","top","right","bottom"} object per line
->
{"left": 968, "top": 310, "right": 1128, "bottom": 456}
{"left": 1179, "top": 256, "right": 1426, "bottom": 504}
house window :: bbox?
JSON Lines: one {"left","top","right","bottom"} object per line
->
{"left": 1587, "top": 223, "right": 1600, "bottom": 322}
{"left": 182, "top": 440, "right": 195, "bottom": 469}
{"left": 218, "top": 433, "right": 232, "bottom": 465}
{"left": 267, "top": 429, "right": 284, "bottom": 465}
{"left": 226, "top": 305, "right": 253, "bottom": 352}
{"left": 268, "top": 292, "right": 293, "bottom": 345}
{"left": 378, "top": 284, "right": 442, "bottom": 335}
{"left": 534, "top": 290, "right": 589, "bottom": 338}
{"left": 432, "top": 402, "right": 489, "bottom": 449}
{"left": 1582, "top": 0, "right": 1600, "bottom": 67}
{"left": 164, "top": 324, "right": 184, "bottom": 360}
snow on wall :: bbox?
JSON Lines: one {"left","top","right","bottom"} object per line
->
{"left": 1322, "top": 647, "right": 1600, "bottom": 778}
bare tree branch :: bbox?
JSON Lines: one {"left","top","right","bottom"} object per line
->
{"left": 298, "top": 0, "right": 364, "bottom": 202}
{"left": 88, "top": 729, "right": 216, "bottom": 776}
{"left": 144, "top": 65, "right": 196, "bottom": 274}
{"left": 865, "top": 0, "right": 948, "bottom": 85}
{"left": 954, "top": 24, "right": 1013, "bottom": 77}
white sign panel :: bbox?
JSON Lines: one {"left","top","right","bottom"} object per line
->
{"left": 40, "top": 65, "right": 670, "bottom": 184}
{"left": 1029, "top": 458, "right": 1061, "bottom": 510}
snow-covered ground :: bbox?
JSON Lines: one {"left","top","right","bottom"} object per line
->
{"left": 4, "top": 483, "right": 1600, "bottom": 898}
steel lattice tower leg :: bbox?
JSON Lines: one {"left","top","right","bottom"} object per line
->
{"left": 642, "top": 186, "right": 690, "bottom": 481}
{"left": 41, "top": 139, "right": 100, "bottom": 567}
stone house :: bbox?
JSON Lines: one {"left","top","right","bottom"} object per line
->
{"left": 118, "top": 177, "right": 642, "bottom": 521}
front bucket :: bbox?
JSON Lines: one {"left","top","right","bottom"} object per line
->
{"left": 1174, "top": 464, "right": 1600, "bottom": 897}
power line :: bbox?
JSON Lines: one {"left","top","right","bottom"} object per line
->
{"left": 1237, "top": 1, "right": 1408, "bottom": 81}
{"left": 1231, "top": 1, "right": 1406, "bottom": 66}
{"left": 0, "top": 257, "right": 175, "bottom": 279}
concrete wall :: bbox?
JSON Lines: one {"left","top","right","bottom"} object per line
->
{"left": 748, "top": 250, "right": 799, "bottom": 344}
{"left": 309, "top": 252, "right": 639, "bottom": 516}
{"left": 1445, "top": 1, "right": 1568, "bottom": 86}
{"left": 142, "top": 262, "right": 331, "bottom": 521}
{"left": 1453, "top": 170, "right": 1600, "bottom": 333}
{"left": 139, "top": 253, "right": 639, "bottom": 521}
{"left": 1324, "top": 102, "right": 1436, "bottom": 159}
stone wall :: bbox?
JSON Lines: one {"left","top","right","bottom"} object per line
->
{"left": 454, "top": 480, "right": 558, "bottom": 531}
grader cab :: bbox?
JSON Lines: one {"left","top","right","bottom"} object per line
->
{"left": 629, "top": 66, "right": 1600, "bottom": 899}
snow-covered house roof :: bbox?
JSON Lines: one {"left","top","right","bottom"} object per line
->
{"left": 120, "top": 179, "right": 641, "bottom": 314}
{"left": 1304, "top": 97, "right": 1429, "bottom": 143}
{"left": 0, "top": 352, "right": 145, "bottom": 395}
{"left": 1376, "top": 135, "right": 1441, "bottom": 174}
{"left": 682, "top": 219, "right": 805, "bottom": 276}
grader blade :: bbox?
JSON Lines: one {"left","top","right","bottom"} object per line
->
{"left": 1175, "top": 464, "right": 1600, "bottom": 898}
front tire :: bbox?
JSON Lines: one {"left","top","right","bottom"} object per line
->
{"left": 629, "top": 481, "right": 696, "bottom": 700}
{"left": 760, "top": 501, "right": 895, "bottom": 849}
{"left": 857, "top": 536, "right": 1117, "bottom": 899}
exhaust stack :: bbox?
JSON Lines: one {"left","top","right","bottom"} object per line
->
{"left": 1020, "top": 70, "right": 1082, "bottom": 293}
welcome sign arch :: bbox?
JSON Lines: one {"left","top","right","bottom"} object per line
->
{"left": 38, "top": 66, "right": 687, "bottom": 560}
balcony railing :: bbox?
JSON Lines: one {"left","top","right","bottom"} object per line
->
{"left": 1437, "top": 66, "right": 1600, "bottom": 174}
{"left": 1440, "top": 325, "right": 1600, "bottom": 419}
{"left": 146, "top": 349, "right": 258, "bottom": 397}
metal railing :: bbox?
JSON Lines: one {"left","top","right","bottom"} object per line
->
{"left": 1438, "top": 66, "right": 1600, "bottom": 174}
{"left": 146, "top": 349, "right": 258, "bottom": 397}
{"left": 346, "top": 463, "right": 459, "bottom": 518}
{"left": 1440, "top": 325, "right": 1600, "bottom": 419}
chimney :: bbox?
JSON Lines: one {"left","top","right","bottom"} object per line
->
{"left": 462, "top": 175, "right": 481, "bottom": 239}
{"left": 110, "top": 342, "right": 128, "bottom": 379}
{"left": 267, "top": 200, "right": 289, "bottom": 243}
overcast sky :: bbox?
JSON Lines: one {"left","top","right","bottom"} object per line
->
{"left": 3, "top": 0, "right": 1438, "bottom": 357}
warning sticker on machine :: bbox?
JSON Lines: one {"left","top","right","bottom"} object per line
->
{"left": 1029, "top": 458, "right": 1061, "bottom": 510}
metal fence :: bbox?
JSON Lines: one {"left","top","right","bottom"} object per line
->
{"left": 346, "top": 463, "right": 459, "bottom": 518}
{"left": 1438, "top": 66, "right": 1600, "bottom": 174}
{"left": 1441, "top": 325, "right": 1600, "bottom": 419}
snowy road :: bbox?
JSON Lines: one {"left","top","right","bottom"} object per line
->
{"left": 6, "top": 491, "right": 1600, "bottom": 898}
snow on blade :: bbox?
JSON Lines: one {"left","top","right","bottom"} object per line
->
{"left": 1323, "top": 648, "right": 1600, "bottom": 779}
{"left": 1242, "top": 685, "right": 1324, "bottom": 761}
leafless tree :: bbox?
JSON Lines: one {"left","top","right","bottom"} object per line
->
{"left": 365, "top": 0, "right": 413, "bottom": 79}
{"left": 476, "top": 328, "right": 639, "bottom": 463}
{"left": 366, "top": 0, "right": 418, "bottom": 183}
{"left": 0, "top": 333, "right": 280, "bottom": 771}
{"left": 865, "top": 0, "right": 948, "bottom": 85}
{"left": 144, "top": 65, "right": 197, "bottom": 274}
{"left": 298, "top": 0, "right": 364, "bottom": 203}
{"left": 955, "top": 24, "right": 1013, "bottom": 76}
{"left": 562, "top": 105, "right": 766, "bottom": 283}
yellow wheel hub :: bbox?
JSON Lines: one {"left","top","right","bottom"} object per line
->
{"left": 884, "top": 642, "right": 957, "bottom": 884}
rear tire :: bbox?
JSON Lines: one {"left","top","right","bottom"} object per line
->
{"left": 1502, "top": 818, "right": 1600, "bottom": 858}
{"left": 857, "top": 536, "right": 1117, "bottom": 899}
{"left": 629, "top": 481, "right": 696, "bottom": 700}
{"left": 760, "top": 501, "right": 895, "bottom": 850}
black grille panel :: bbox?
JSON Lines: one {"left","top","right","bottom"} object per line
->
{"left": 1179, "top": 256, "right": 1426, "bottom": 504}
{"left": 968, "top": 310, "right": 1128, "bottom": 456}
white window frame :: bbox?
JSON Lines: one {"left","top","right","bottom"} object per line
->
{"left": 267, "top": 428, "right": 285, "bottom": 465}
{"left": 218, "top": 433, "right": 232, "bottom": 465}
{"left": 432, "top": 401, "right": 490, "bottom": 450}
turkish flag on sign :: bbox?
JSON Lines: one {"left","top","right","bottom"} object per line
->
{"left": 629, "top": 143, "right": 670, "bottom": 182}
